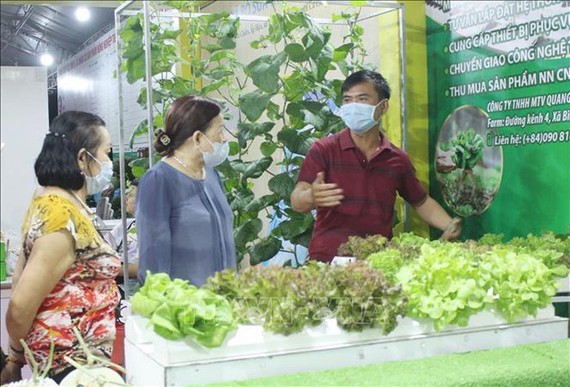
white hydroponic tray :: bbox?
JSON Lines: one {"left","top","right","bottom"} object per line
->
{"left": 554, "top": 276, "right": 570, "bottom": 302}
{"left": 124, "top": 305, "right": 568, "bottom": 386}
{"left": 557, "top": 275, "right": 570, "bottom": 292}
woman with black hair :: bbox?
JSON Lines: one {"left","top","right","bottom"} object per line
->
{"left": 0, "top": 111, "right": 121, "bottom": 384}
{"left": 136, "top": 95, "right": 236, "bottom": 286}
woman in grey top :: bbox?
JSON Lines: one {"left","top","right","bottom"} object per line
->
{"left": 136, "top": 96, "right": 236, "bottom": 286}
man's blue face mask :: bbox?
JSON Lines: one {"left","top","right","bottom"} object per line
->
{"left": 337, "top": 100, "right": 386, "bottom": 134}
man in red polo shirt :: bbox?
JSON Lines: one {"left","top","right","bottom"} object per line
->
{"left": 291, "top": 70, "right": 461, "bottom": 263}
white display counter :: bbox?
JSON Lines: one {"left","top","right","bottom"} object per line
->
{"left": 124, "top": 306, "right": 568, "bottom": 386}
{"left": 554, "top": 276, "right": 570, "bottom": 302}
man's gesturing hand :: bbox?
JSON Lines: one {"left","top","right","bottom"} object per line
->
{"left": 311, "top": 172, "right": 344, "bottom": 207}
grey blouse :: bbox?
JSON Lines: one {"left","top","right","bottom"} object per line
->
{"left": 136, "top": 161, "right": 236, "bottom": 286}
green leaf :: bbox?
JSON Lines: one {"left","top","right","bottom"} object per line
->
{"left": 137, "top": 87, "right": 166, "bottom": 107}
{"left": 126, "top": 55, "right": 146, "bottom": 84}
{"left": 266, "top": 101, "right": 281, "bottom": 121}
{"left": 208, "top": 50, "right": 234, "bottom": 63}
{"left": 337, "top": 60, "right": 350, "bottom": 77}
{"left": 303, "top": 30, "right": 329, "bottom": 60}
{"left": 244, "top": 194, "right": 278, "bottom": 213}
{"left": 216, "top": 159, "right": 236, "bottom": 181}
{"left": 235, "top": 218, "right": 263, "bottom": 249}
{"left": 150, "top": 304, "right": 183, "bottom": 339}
{"left": 354, "top": 24, "right": 364, "bottom": 36}
{"left": 316, "top": 44, "right": 333, "bottom": 81}
{"left": 277, "top": 129, "right": 313, "bottom": 156}
{"left": 286, "top": 101, "right": 328, "bottom": 132}
{"left": 219, "top": 37, "right": 236, "bottom": 50}
{"left": 200, "top": 79, "right": 228, "bottom": 95}
{"left": 250, "top": 39, "right": 264, "bottom": 49}
{"left": 129, "top": 120, "right": 148, "bottom": 149}
{"left": 243, "top": 157, "right": 273, "bottom": 179}
{"left": 245, "top": 53, "right": 286, "bottom": 93}
{"left": 131, "top": 292, "right": 161, "bottom": 317}
{"left": 350, "top": 0, "right": 368, "bottom": 6}
{"left": 230, "top": 189, "right": 255, "bottom": 211}
{"left": 237, "top": 122, "right": 276, "bottom": 148}
{"left": 331, "top": 12, "right": 352, "bottom": 23}
{"left": 229, "top": 141, "right": 239, "bottom": 156}
{"left": 122, "top": 40, "right": 144, "bottom": 60}
{"left": 129, "top": 158, "right": 149, "bottom": 179}
{"left": 161, "top": 29, "right": 182, "bottom": 40}
{"left": 204, "top": 66, "right": 234, "bottom": 82}
{"left": 202, "top": 43, "right": 222, "bottom": 53}
{"left": 121, "top": 16, "right": 143, "bottom": 40}
{"left": 249, "top": 237, "right": 282, "bottom": 265}
{"left": 283, "top": 70, "right": 312, "bottom": 102}
{"left": 277, "top": 215, "right": 314, "bottom": 240}
{"left": 268, "top": 173, "right": 296, "bottom": 199}
{"left": 333, "top": 43, "right": 354, "bottom": 62}
{"left": 551, "top": 264, "right": 568, "bottom": 278}
{"left": 260, "top": 141, "right": 278, "bottom": 157}
{"left": 229, "top": 159, "right": 247, "bottom": 175}
{"left": 153, "top": 113, "right": 163, "bottom": 130}
{"left": 284, "top": 43, "right": 308, "bottom": 62}
{"left": 289, "top": 227, "right": 313, "bottom": 247}
{"left": 239, "top": 91, "right": 273, "bottom": 122}
{"left": 267, "top": 14, "right": 286, "bottom": 43}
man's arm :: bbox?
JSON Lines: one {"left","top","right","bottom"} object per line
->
{"left": 291, "top": 181, "right": 315, "bottom": 213}
{"left": 413, "top": 196, "right": 462, "bottom": 240}
{"left": 291, "top": 172, "right": 344, "bottom": 213}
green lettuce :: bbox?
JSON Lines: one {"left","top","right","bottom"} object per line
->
{"left": 131, "top": 271, "right": 236, "bottom": 347}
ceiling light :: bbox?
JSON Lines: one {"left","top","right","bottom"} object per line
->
{"left": 75, "top": 7, "right": 91, "bottom": 22}
{"left": 40, "top": 53, "right": 54, "bottom": 66}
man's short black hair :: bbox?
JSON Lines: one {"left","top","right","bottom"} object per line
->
{"left": 341, "top": 70, "right": 391, "bottom": 101}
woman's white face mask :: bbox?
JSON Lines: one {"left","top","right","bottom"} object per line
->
{"left": 199, "top": 136, "right": 230, "bottom": 167}
{"left": 85, "top": 151, "right": 113, "bottom": 195}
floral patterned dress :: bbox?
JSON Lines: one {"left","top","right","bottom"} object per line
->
{"left": 20, "top": 195, "right": 120, "bottom": 375}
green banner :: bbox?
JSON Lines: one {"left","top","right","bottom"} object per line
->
{"left": 425, "top": 0, "right": 570, "bottom": 240}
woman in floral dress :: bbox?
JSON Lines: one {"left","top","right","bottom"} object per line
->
{"left": 0, "top": 111, "right": 120, "bottom": 384}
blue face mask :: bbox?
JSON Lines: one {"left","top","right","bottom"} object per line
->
{"left": 338, "top": 101, "right": 384, "bottom": 134}
{"left": 85, "top": 151, "right": 113, "bottom": 195}
{"left": 200, "top": 136, "right": 230, "bottom": 167}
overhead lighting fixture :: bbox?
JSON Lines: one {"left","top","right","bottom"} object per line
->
{"left": 75, "top": 7, "right": 91, "bottom": 22}
{"left": 40, "top": 53, "right": 54, "bottom": 66}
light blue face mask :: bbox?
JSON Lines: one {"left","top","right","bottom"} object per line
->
{"left": 85, "top": 151, "right": 113, "bottom": 195}
{"left": 200, "top": 136, "right": 230, "bottom": 167}
{"left": 337, "top": 101, "right": 384, "bottom": 134}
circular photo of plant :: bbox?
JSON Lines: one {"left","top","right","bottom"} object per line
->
{"left": 435, "top": 105, "right": 503, "bottom": 217}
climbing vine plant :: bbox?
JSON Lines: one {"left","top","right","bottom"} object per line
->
{"left": 119, "top": 0, "right": 369, "bottom": 266}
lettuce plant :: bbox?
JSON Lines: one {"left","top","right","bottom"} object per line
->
{"left": 206, "top": 261, "right": 407, "bottom": 335}
{"left": 131, "top": 272, "right": 236, "bottom": 347}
